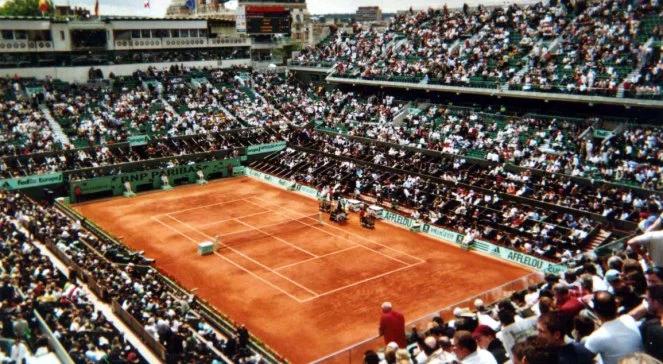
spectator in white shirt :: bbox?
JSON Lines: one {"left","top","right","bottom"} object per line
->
{"left": 452, "top": 330, "right": 497, "bottom": 364}
{"left": 10, "top": 339, "right": 29, "bottom": 364}
{"left": 584, "top": 291, "right": 643, "bottom": 364}
{"left": 474, "top": 299, "right": 500, "bottom": 331}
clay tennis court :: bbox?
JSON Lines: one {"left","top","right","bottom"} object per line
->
{"left": 73, "top": 176, "right": 533, "bottom": 363}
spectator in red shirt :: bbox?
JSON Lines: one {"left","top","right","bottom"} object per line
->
{"left": 554, "top": 283, "right": 585, "bottom": 328}
{"left": 379, "top": 302, "right": 406, "bottom": 348}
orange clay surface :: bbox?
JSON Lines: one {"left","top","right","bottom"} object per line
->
{"left": 73, "top": 176, "right": 532, "bottom": 363}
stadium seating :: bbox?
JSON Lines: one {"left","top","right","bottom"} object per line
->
{"left": 251, "top": 133, "right": 632, "bottom": 262}
{"left": 295, "top": 0, "right": 662, "bottom": 98}
{"left": 0, "top": 191, "right": 147, "bottom": 363}
{"left": 1, "top": 191, "right": 264, "bottom": 362}
{"left": 1, "top": 64, "right": 662, "bottom": 363}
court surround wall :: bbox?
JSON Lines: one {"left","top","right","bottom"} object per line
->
{"left": 69, "top": 158, "right": 241, "bottom": 202}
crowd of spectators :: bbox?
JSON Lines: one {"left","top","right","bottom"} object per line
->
{"left": 362, "top": 252, "right": 663, "bottom": 364}
{"left": 0, "top": 191, "right": 146, "bottom": 363}
{"left": 2, "top": 68, "right": 661, "bottom": 194}
{"left": 315, "top": 101, "right": 662, "bottom": 191}
{"left": 356, "top": 3, "right": 566, "bottom": 87}
{"left": 513, "top": 0, "right": 647, "bottom": 95}
{"left": 46, "top": 66, "right": 253, "bottom": 147}
{"left": 248, "top": 126, "right": 661, "bottom": 263}
{"left": 255, "top": 144, "right": 596, "bottom": 261}
{"left": 355, "top": 196, "right": 663, "bottom": 364}
{"left": 48, "top": 81, "right": 171, "bottom": 147}
{"left": 294, "top": 129, "right": 656, "bottom": 224}
{"left": 253, "top": 73, "right": 403, "bottom": 128}
{"left": 0, "top": 125, "right": 279, "bottom": 179}
{"left": 1, "top": 191, "right": 264, "bottom": 363}
{"left": 628, "top": 43, "right": 663, "bottom": 98}
{"left": 296, "top": 0, "right": 661, "bottom": 98}
{"left": 0, "top": 80, "right": 56, "bottom": 157}
{"left": 293, "top": 27, "right": 389, "bottom": 69}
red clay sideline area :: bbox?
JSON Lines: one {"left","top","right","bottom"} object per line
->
{"left": 73, "top": 176, "right": 532, "bottom": 363}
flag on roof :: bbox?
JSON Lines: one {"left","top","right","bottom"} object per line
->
{"left": 94, "top": 0, "right": 99, "bottom": 16}
{"left": 144, "top": 0, "right": 150, "bottom": 8}
{"left": 38, "top": 0, "right": 49, "bottom": 13}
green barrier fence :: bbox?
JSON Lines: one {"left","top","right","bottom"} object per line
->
{"left": 69, "top": 158, "right": 241, "bottom": 202}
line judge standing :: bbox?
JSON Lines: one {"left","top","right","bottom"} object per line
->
{"left": 379, "top": 301, "right": 406, "bottom": 348}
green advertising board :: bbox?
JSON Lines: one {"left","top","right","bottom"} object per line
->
{"left": 127, "top": 134, "right": 150, "bottom": 146}
{"left": 0, "top": 172, "right": 63, "bottom": 190}
{"left": 471, "top": 240, "right": 567, "bottom": 274}
{"left": 70, "top": 158, "right": 240, "bottom": 201}
{"left": 244, "top": 168, "right": 319, "bottom": 198}
{"left": 232, "top": 166, "right": 246, "bottom": 176}
{"left": 246, "top": 141, "right": 287, "bottom": 156}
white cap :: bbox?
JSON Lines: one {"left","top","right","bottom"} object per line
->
{"left": 474, "top": 299, "right": 484, "bottom": 308}
{"left": 453, "top": 307, "right": 463, "bottom": 316}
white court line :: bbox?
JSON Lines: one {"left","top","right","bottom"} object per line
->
{"left": 164, "top": 215, "right": 321, "bottom": 297}
{"left": 299, "top": 215, "right": 426, "bottom": 264}
{"left": 164, "top": 194, "right": 262, "bottom": 217}
{"left": 196, "top": 210, "right": 270, "bottom": 228}
{"left": 154, "top": 195, "right": 427, "bottom": 303}
{"left": 151, "top": 216, "right": 311, "bottom": 303}
{"left": 167, "top": 213, "right": 322, "bottom": 242}
{"left": 294, "top": 218, "right": 414, "bottom": 266}
{"left": 212, "top": 251, "right": 310, "bottom": 303}
{"left": 273, "top": 246, "right": 360, "bottom": 271}
{"left": 231, "top": 218, "right": 319, "bottom": 258}
{"left": 248, "top": 195, "right": 424, "bottom": 266}
{"left": 242, "top": 197, "right": 305, "bottom": 220}
{"left": 298, "top": 261, "right": 426, "bottom": 303}
{"left": 168, "top": 210, "right": 320, "bottom": 259}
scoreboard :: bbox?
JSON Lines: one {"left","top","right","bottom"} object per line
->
{"left": 236, "top": 5, "right": 291, "bottom": 34}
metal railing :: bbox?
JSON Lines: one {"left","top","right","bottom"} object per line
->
{"left": 593, "top": 235, "right": 632, "bottom": 258}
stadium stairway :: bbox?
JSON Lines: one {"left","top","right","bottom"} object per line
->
{"left": 618, "top": 36, "right": 654, "bottom": 98}
{"left": 218, "top": 104, "right": 246, "bottom": 126}
{"left": 39, "top": 104, "right": 71, "bottom": 146}
{"left": 392, "top": 102, "right": 413, "bottom": 126}
{"left": 251, "top": 88, "right": 268, "bottom": 104}
{"left": 159, "top": 96, "right": 176, "bottom": 114}
{"left": 448, "top": 38, "right": 463, "bottom": 53}
{"left": 587, "top": 228, "right": 613, "bottom": 250}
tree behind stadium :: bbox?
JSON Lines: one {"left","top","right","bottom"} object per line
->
{"left": 0, "top": 0, "right": 54, "bottom": 17}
